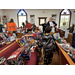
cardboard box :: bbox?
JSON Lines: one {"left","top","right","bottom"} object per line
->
{"left": 7, "top": 47, "right": 25, "bottom": 62}
{"left": 17, "top": 33, "right": 23, "bottom": 38}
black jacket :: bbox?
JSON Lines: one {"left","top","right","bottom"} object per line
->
{"left": 42, "top": 23, "right": 47, "bottom": 32}
{"left": 0, "top": 24, "right": 4, "bottom": 32}
{"left": 42, "top": 34, "right": 56, "bottom": 52}
{"left": 47, "top": 21, "right": 57, "bottom": 27}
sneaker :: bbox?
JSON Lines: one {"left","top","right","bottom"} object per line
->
{"left": 37, "top": 57, "right": 43, "bottom": 62}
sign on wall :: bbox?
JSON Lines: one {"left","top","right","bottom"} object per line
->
{"left": 30, "top": 15, "right": 35, "bottom": 24}
{"left": 51, "top": 14, "right": 57, "bottom": 22}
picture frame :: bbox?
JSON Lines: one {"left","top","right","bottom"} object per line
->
{"left": 51, "top": 14, "right": 57, "bottom": 22}
{"left": 30, "top": 15, "right": 35, "bottom": 24}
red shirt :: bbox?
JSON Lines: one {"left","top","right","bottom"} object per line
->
{"left": 25, "top": 23, "right": 32, "bottom": 30}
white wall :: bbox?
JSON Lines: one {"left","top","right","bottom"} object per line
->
{"left": 0, "top": 9, "right": 4, "bottom": 23}
{"left": 3, "top": 9, "right": 75, "bottom": 30}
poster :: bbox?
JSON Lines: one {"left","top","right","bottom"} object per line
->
{"left": 30, "top": 15, "right": 35, "bottom": 24}
{"left": 51, "top": 14, "right": 57, "bottom": 22}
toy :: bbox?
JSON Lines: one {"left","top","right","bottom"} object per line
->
{"left": 53, "top": 33, "right": 60, "bottom": 40}
{"left": 0, "top": 40, "right": 6, "bottom": 48}
{"left": 0, "top": 57, "right": 7, "bottom": 65}
{"left": 73, "top": 50, "right": 75, "bottom": 55}
{"left": 30, "top": 46, "right": 36, "bottom": 53}
{"left": 6, "top": 42, "right": 11, "bottom": 44}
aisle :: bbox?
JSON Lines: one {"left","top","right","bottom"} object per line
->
{"left": 51, "top": 51, "right": 60, "bottom": 65}
{"left": 39, "top": 49, "right": 60, "bottom": 65}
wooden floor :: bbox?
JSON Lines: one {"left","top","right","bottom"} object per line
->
{"left": 38, "top": 48, "right": 60, "bottom": 65}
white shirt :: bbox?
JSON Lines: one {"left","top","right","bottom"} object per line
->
{"left": 49, "top": 22, "right": 53, "bottom": 26}
{"left": 49, "top": 22, "right": 55, "bottom": 33}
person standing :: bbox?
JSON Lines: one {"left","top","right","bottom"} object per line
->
{"left": 25, "top": 20, "right": 32, "bottom": 32}
{"left": 32, "top": 23, "right": 36, "bottom": 31}
{"left": 7, "top": 18, "right": 17, "bottom": 33}
{"left": 47, "top": 17, "right": 57, "bottom": 33}
{"left": 42, "top": 22, "right": 47, "bottom": 33}
{"left": 0, "top": 22, "right": 4, "bottom": 32}
{"left": 22, "top": 22, "right": 25, "bottom": 28}
{"left": 42, "top": 26, "right": 56, "bottom": 65}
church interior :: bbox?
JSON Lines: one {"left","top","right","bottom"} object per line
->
{"left": 0, "top": 9, "right": 75, "bottom": 65}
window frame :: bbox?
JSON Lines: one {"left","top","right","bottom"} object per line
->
{"left": 17, "top": 9, "right": 28, "bottom": 27}
{"left": 59, "top": 9, "right": 71, "bottom": 28}
{"left": 38, "top": 17, "right": 47, "bottom": 26}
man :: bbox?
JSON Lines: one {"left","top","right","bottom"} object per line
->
{"left": 47, "top": 17, "right": 57, "bottom": 33}
{"left": 42, "top": 22, "right": 47, "bottom": 33}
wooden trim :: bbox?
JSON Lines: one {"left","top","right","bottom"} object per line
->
{"left": 38, "top": 17, "right": 47, "bottom": 26}
{"left": 55, "top": 41, "right": 75, "bottom": 65}
{"left": 0, "top": 41, "right": 16, "bottom": 54}
{"left": 60, "top": 9, "right": 71, "bottom": 14}
{"left": 59, "top": 9, "right": 71, "bottom": 28}
{"left": 50, "top": 32, "right": 75, "bottom": 65}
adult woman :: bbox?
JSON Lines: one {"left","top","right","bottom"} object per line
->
{"left": 7, "top": 18, "right": 17, "bottom": 33}
{"left": 47, "top": 17, "right": 57, "bottom": 33}
{"left": 25, "top": 20, "right": 32, "bottom": 32}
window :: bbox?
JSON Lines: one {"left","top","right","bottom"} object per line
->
{"left": 59, "top": 9, "right": 71, "bottom": 28}
{"left": 38, "top": 17, "right": 47, "bottom": 26}
{"left": 17, "top": 9, "right": 27, "bottom": 27}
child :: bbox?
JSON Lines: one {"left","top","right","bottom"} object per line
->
{"left": 33, "top": 27, "right": 43, "bottom": 62}
{"left": 42, "top": 26, "right": 56, "bottom": 65}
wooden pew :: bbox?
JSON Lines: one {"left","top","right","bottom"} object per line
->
{"left": 0, "top": 41, "right": 20, "bottom": 58}
{"left": 56, "top": 41, "right": 75, "bottom": 65}
{"left": 50, "top": 31, "right": 75, "bottom": 65}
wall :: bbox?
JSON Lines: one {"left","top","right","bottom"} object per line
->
{"left": 0, "top": 9, "right": 4, "bottom": 23}
{"left": 3, "top": 9, "right": 75, "bottom": 30}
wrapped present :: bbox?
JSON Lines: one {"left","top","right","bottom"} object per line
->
{"left": 30, "top": 46, "right": 36, "bottom": 53}
{"left": 7, "top": 47, "right": 25, "bottom": 62}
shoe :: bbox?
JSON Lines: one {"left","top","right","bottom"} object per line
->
{"left": 37, "top": 57, "right": 43, "bottom": 62}
{"left": 48, "top": 59, "right": 52, "bottom": 64}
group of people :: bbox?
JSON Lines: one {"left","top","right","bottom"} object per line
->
{"left": 7, "top": 18, "right": 36, "bottom": 33}
{"left": 6, "top": 17, "right": 57, "bottom": 65}
{"left": 7, "top": 17, "right": 57, "bottom": 34}
{"left": 32, "top": 25, "right": 56, "bottom": 65}
{"left": 42, "top": 17, "right": 57, "bottom": 33}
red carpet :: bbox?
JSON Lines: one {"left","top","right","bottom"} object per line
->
{"left": 25, "top": 51, "right": 38, "bottom": 65}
